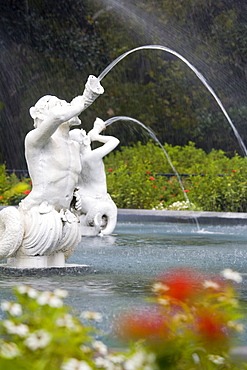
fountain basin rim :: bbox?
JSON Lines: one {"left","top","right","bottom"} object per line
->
{"left": 0, "top": 206, "right": 247, "bottom": 225}
{"left": 1, "top": 206, "right": 247, "bottom": 226}
{"left": 117, "top": 208, "right": 247, "bottom": 225}
{"left": 0, "top": 264, "right": 97, "bottom": 277}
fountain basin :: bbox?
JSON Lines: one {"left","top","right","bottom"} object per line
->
{"left": 0, "top": 207, "right": 247, "bottom": 347}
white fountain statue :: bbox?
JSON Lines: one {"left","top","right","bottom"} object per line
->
{"left": 0, "top": 75, "right": 119, "bottom": 269}
{"left": 70, "top": 118, "right": 119, "bottom": 236}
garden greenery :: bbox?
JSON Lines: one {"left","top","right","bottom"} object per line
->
{"left": 1, "top": 141, "right": 247, "bottom": 212}
{"left": 0, "top": 268, "right": 246, "bottom": 369}
{"left": 0, "top": 164, "right": 31, "bottom": 206}
{"left": 104, "top": 141, "right": 247, "bottom": 212}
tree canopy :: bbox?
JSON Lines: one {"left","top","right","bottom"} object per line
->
{"left": 0, "top": 0, "right": 246, "bottom": 169}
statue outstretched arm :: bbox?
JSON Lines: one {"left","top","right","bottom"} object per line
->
{"left": 27, "top": 76, "right": 104, "bottom": 147}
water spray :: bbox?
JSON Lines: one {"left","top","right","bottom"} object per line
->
{"left": 99, "top": 45, "right": 247, "bottom": 157}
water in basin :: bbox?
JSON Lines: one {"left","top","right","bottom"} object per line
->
{"left": 1, "top": 220, "right": 247, "bottom": 343}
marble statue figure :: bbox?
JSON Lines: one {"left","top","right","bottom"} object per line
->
{"left": 70, "top": 117, "right": 119, "bottom": 236}
{"left": 0, "top": 75, "right": 104, "bottom": 268}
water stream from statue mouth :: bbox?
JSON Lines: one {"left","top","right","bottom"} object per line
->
{"left": 99, "top": 44, "right": 247, "bottom": 157}
{"left": 105, "top": 115, "right": 200, "bottom": 230}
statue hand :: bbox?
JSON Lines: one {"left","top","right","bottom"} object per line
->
{"left": 88, "top": 129, "right": 99, "bottom": 141}
{"left": 93, "top": 117, "right": 106, "bottom": 133}
{"left": 86, "top": 75, "right": 104, "bottom": 95}
{"left": 68, "top": 116, "right": 81, "bottom": 126}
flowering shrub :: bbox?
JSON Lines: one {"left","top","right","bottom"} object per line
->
{"left": 0, "top": 269, "right": 246, "bottom": 369}
{"left": 2, "top": 141, "right": 247, "bottom": 211}
{"left": 105, "top": 141, "right": 247, "bottom": 212}
{"left": 153, "top": 200, "right": 199, "bottom": 211}
{"left": 0, "top": 164, "right": 31, "bottom": 205}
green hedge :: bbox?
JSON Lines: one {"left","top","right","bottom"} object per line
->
{"left": 104, "top": 141, "right": 247, "bottom": 212}
{"left": 1, "top": 141, "right": 247, "bottom": 212}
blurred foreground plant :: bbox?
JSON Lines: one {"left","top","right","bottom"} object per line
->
{"left": 0, "top": 269, "right": 246, "bottom": 369}
{"left": 0, "top": 286, "right": 116, "bottom": 370}
{"left": 115, "top": 268, "right": 247, "bottom": 370}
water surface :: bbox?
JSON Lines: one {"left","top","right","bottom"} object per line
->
{"left": 1, "top": 221, "right": 247, "bottom": 342}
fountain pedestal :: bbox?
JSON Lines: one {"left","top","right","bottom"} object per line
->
{"left": 7, "top": 251, "right": 66, "bottom": 268}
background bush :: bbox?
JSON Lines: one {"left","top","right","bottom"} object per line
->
{"left": 1, "top": 142, "right": 247, "bottom": 213}
{"left": 104, "top": 141, "right": 247, "bottom": 212}
{"left": 0, "top": 164, "right": 31, "bottom": 206}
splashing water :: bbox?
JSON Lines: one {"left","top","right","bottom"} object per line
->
{"left": 105, "top": 115, "right": 198, "bottom": 218}
{"left": 99, "top": 45, "right": 247, "bottom": 157}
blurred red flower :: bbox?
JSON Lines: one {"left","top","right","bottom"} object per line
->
{"left": 149, "top": 176, "right": 155, "bottom": 181}
{"left": 23, "top": 190, "right": 31, "bottom": 195}
{"left": 196, "top": 310, "right": 228, "bottom": 343}
{"left": 116, "top": 308, "right": 168, "bottom": 341}
{"left": 157, "top": 268, "right": 201, "bottom": 302}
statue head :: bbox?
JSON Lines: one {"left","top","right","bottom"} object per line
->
{"left": 70, "top": 129, "right": 90, "bottom": 148}
{"left": 30, "top": 95, "right": 67, "bottom": 128}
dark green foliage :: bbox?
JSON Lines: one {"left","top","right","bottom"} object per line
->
{"left": 0, "top": 0, "right": 109, "bottom": 169}
{"left": 0, "top": 0, "right": 246, "bottom": 170}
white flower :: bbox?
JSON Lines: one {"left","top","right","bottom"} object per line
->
{"left": 0, "top": 341, "right": 20, "bottom": 358}
{"left": 61, "top": 358, "right": 92, "bottom": 370}
{"left": 2, "top": 319, "right": 15, "bottom": 332}
{"left": 92, "top": 340, "right": 108, "bottom": 356}
{"left": 1, "top": 301, "right": 11, "bottom": 311}
{"left": 3, "top": 320, "right": 29, "bottom": 337}
{"left": 16, "top": 285, "right": 38, "bottom": 298}
{"left": 80, "top": 345, "right": 92, "bottom": 354}
{"left": 81, "top": 311, "right": 103, "bottom": 322}
{"left": 124, "top": 350, "right": 157, "bottom": 370}
{"left": 15, "top": 324, "right": 29, "bottom": 337}
{"left": 220, "top": 269, "right": 242, "bottom": 283}
{"left": 107, "top": 354, "right": 126, "bottom": 365}
{"left": 203, "top": 280, "right": 220, "bottom": 290}
{"left": 208, "top": 354, "right": 225, "bottom": 365}
{"left": 192, "top": 353, "right": 200, "bottom": 364}
{"left": 24, "top": 330, "right": 51, "bottom": 351}
{"left": 227, "top": 321, "right": 245, "bottom": 332}
{"left": 94, "top": 357, "right": 117, "bottom": 370}
{"left": 1, "top": 301, "right": 22, "bottom": 316}
{"left": 157, "top": 298, "right": 170, "bottom": 306}
{"left": 56, "top": 314, "right": 75, "bottom": 329}
{"left": 152, "top": 282, "right": 169, "bottom": 293}
{"left": 54, "top": 289, "right": 68, "bottom": 298}
{"left": 165, "top": 200, "right": 195, "bottom": 211}
{"left": 37, "top": 291, "right": 63, "bottom": 307}
{"left": 10, "top": 303, "right": 22, "bottom": 316}
{"left": 94, "top": 357, "right": 110, "bottom": 369}
{"left": 217, "top": 296, "right": 239, "bottom": 307}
